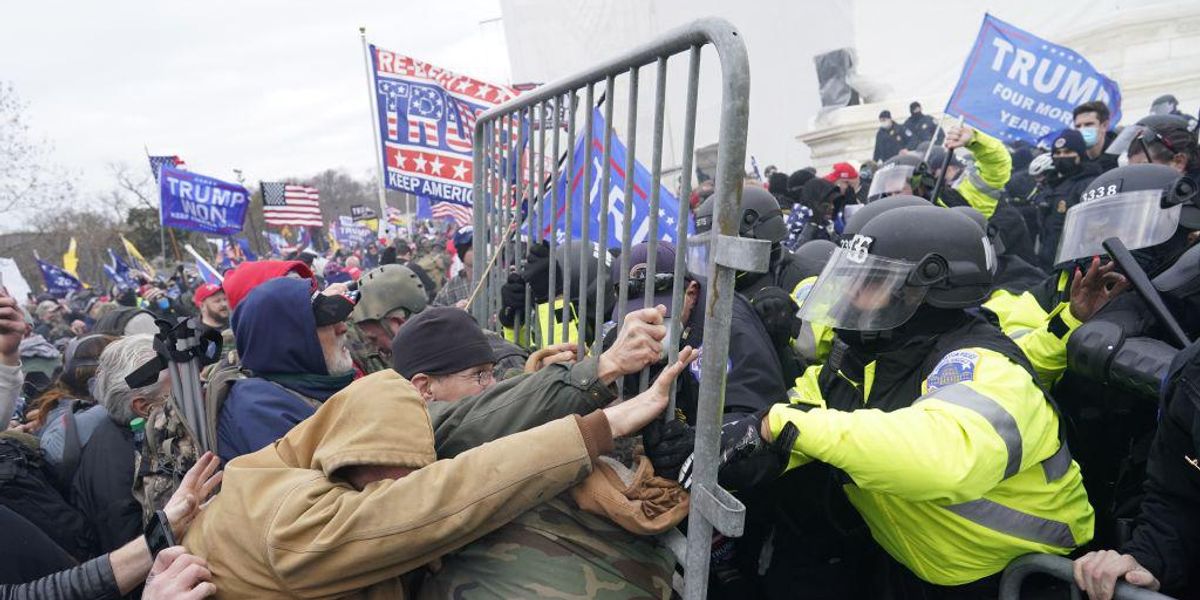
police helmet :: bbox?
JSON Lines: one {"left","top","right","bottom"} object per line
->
{"left": 694, "top": 184, "right": 788, "bottom": 243}
{"left": 791, "top": 239, "right": 837, "bottom": 280}
{"left": 798, "top": 206, "right": 992, "bottom": 331}
{"left": 840, "top": 194, "right": 929, "bottom": 240}
{"left": 351, "top": 264, "right": 428, "bottom": 324}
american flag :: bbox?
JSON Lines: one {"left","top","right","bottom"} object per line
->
{"left": 782, "top": 203, "right": 813, "bottom": 252}
{"left": 148, "top": 155, "right": 186, "bottom": 182}
{"left": 431, "top": 199, "right": 472, "bottom": 226}
{"left": 261, "top": 182, "right": 324, "bottom": 228}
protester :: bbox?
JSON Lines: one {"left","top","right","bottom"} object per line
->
{"left": 0, "top": 291, "right": 25, "bottom": 427}
{"left": 184, "top": 328, "right": 695, "bottom": 596}
{"left": 432, "top": 225, "right": 474, "bottom": 307}
{"left": 392, "top": 239, "right": 438, "bottom": 301}
{"left": 347, "top": 263, "right": 427, "bottom": 374}
{"left": 214, "top": 277, "right": 357, "bottom": 463}
{"left": 192, "top": 283, "right": 228, "bottom": 337}
{"left": 68, "top": 333, "right": 169, "bottom": 552}
{"left": 1073, "top": 100, "right": 1118, "bottom": 172}
{"left": 0, "top": 452, "right": 221, "bottom": 599}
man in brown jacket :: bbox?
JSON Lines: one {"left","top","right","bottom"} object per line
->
{"left": 183, "top": 342, "right": 696, "bottom": 599}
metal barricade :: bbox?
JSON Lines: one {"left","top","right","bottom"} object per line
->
{"left": 469, "top": 17, "right": 758, "bottom": 600}
{"left": 999, "top": 554, "right": 1176, "bottom": 600}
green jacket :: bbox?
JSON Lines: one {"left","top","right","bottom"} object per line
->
{"left": 423, "top": 355, "right": 676, "bottom": 599}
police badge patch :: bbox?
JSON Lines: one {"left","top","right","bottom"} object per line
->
{"left": 926, "top": 350, "right": 979, "bottom": 391}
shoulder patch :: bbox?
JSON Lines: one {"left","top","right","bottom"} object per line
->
{"left": 926, "top": 350, "right": 979, "bottom": 392}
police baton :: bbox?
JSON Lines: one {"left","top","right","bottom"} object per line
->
{"left": 1102, "top": 237, "right": 1191, "bottom": 347}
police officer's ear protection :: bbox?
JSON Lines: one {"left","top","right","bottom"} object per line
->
{"left": 1163, "top": 176, "right": 1199, "bottom": 208}
{"left": 907, "top": 254, "right": 949, "bottom": 287}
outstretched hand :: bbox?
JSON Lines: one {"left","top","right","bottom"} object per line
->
{"left": 164, "top": 452, "right": 223, "bottom": 539}
{"left": 603, "top": 346, "right": 696, "bottom": 438}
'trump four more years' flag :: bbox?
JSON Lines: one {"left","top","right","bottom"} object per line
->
{"left": 261, "top": 182, "right": 324, "bottom": 228}
{"left": 36, "top": 259, "right": 83, "bottom": 297}
{"left": 159, "top": 166, "right": 250, "bottom": 235}
{"left": 368, "top": 44, "right": 519, "bottom": 211}
{"left": 535, "top": 109, "right": 692, "bottom": 248}
{"left": 148, "top": 155, "right": 186, "bottom": 182}
{"left": 947, "top": 14, "right": 1121, "bottom": 145}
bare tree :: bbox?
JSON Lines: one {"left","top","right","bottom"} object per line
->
{"left": 0, "top": 82, "right": 75, "bottom": 216}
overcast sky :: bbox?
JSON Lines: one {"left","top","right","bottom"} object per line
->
{"left": 0, "top": 1, "right": 509, "bottom": 224}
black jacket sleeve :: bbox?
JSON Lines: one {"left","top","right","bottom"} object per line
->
{"left": 0, "top": 555, "right": 120, "bottom": 600}
{"left": 722, "top": 294, "right": 788, "bottom": 422}
{"left": 1123, "top": 357, "right": 1200, "bottom": 592}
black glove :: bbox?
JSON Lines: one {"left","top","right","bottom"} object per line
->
{"left": 677, "top": 408, "right": 799, "bottom": 492}
{"left": 498, "top": 273, "right": 526, "bottom": 328}
{"left": 523, "top": 240, "right": 552, "bottom": 301}
{"left": 640, "top": 416, "right": 695, "bottom": 480}
{"left": 749, "top": 286, "right": 802, "bottom": 350}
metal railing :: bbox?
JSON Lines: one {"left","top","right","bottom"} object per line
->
{"left": 470, "top": 17, "right": 758, "bottom": 600}
{"left": 999, "top": 554, "right": 1176, "bottom": 600}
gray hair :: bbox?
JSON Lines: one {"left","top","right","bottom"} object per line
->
{"left": 94, "top": 334, "right": 162, "bottom": 426}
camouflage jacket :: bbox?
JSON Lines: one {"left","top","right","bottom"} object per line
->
{"left": 133, "top": 399, "right": 198, "bottom": 526}
{"left": 418, "top": 497, "right": 674, "bottom": 599}
{"left": 420, "top": 356, "right": 676, "bottom": 599}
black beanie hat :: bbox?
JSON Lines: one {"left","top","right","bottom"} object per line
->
{"left": 767, "top": 172, "right": 789, "bottom": 196}
{"left": 391, "top": 307, "right": 495, "bottom": 378}
{"left": 786, "top": 169, "right": 816, "bottom": 196}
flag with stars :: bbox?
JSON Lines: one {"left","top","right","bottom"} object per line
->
{"left": 368, "top": 43, "right": 520, "bottom": 210}
{"left": 148, "top": 155, "right": 186, "bottom": 182}
{"left": 782, "top": 203, "right": 813, "bottom": 252}
{"left": 533, "top": 108, "right": 692, "bottom": 248}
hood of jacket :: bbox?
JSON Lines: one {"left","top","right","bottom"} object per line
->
{"left": 233, "top": 277, "right": 329, "bottom": 379}
{"left": 274, "top": 370, "right": 436, "bottom": 476}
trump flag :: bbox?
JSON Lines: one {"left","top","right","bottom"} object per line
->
{"left": 368, "top": 44, "right": 519, "bottom": 208}
{"left": 946, "top": 14, "right": 1121, "bottom": 145}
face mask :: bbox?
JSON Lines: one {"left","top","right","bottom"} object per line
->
{"left": 1079, "top": 126, "right": 1099, "bottom": 147}
{"left": 880, "top": 120, "right": 892, "bottom": 129}
{"left": 1053, "top": 156, "right": 1081, "bottom": 177}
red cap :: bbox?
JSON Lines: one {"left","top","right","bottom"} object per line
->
{"left": 222, "top": 260, "right": 315, "bottom": 310}
{"left": 823, "top": 162, "right": 859, "bottom": 182}
{"left": 193, "top": 283, "right": 222, "bottom": 307}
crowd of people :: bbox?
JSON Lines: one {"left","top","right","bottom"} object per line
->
{"left": 2, "top": 89, "right": 1200, "bottom": 599}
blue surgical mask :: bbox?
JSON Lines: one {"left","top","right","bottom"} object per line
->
{"left": 1079, "top": 126, "right": 1099, "bottom": 147}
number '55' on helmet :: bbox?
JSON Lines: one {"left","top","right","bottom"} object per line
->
{"left": 351, "top": 264, "right": 428, "bottom": 324}
{"left": 799, "top": 205, "right": 993, "bottom": 331}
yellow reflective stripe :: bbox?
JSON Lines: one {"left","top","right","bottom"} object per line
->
{"left": 917, "top": 383, "right": 1022, "bottom": 479}
{"left": 945, "top": 498, "right": 1076, "bottom": 548}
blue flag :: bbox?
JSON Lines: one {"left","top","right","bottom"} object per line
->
{"left": 946, "top": 14, "right": 1121, "bottom": 145}
{"left": 195, "top": 259, "right": 222, "bottom": 286}
{"left": 104, "top": 248, "right": 135, "bottom": 290}
{"left": 159, "top": 166, "right": 250, "bottom": 235}
{"left": 37, "top": 260, "right": 83, "bottom": 297}
{"left": 534, "top": 108, "right": 692, "bottom": 248}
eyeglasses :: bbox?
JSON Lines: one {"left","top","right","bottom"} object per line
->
{"left": 625, "top": 271, "right": 676, "bottom": 297}
{"left": 459, "top": 369, "right": 495, "bottom": 387}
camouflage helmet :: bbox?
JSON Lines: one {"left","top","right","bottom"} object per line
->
{"left": 351, "top": 264, "right": 427, "bottom": 323}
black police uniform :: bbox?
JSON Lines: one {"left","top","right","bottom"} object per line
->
{"left": 1034, "top": 160, "right": 1102, "bottom": 270}
{"left": 903, "top": 112, "right": 942, "bottom": 149}
{"left": 1122, "top": 339, "right": 1200, "bottom": 598}
{"left": 874, "top": 124, "right": 908, "bottom": 162}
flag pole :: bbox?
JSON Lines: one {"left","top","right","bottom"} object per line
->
{"left": 359, "top": 28, "right": 393, "bottom": 244}
{"left": 184, "top": 244, "right": 224, "bottom": 283}
{"left": 144, "top": 144, "right": 168, "bottom": 268}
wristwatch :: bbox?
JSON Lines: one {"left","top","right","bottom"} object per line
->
{"left": 144, "top": 509, "right": 176, "bottom": 559}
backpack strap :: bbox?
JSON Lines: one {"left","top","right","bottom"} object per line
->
{"left": 57, "top": 400, "right": 82, "bottom": 490}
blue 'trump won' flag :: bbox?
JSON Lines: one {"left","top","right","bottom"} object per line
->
{"left": 159, "top": 166, "right": 250, "bottom": 235}
{"left": 946, "top": 14, "right": 1121, "bottom": 145}
{"left": 535, "top": 109, "right": 692, "bottom": 248}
